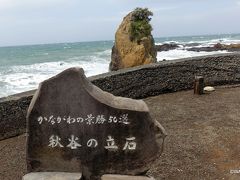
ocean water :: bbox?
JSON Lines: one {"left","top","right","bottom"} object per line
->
{"left": 0, "top": 33, "right": 240, "bottom": 97}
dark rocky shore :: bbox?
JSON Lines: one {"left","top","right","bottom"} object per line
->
{"left": 155, "top": 43, "right": 240, "bottom": 52}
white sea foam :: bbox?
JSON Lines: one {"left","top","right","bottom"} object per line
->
{"left": 157, "top": 49, "right": 228, "bottom": 61}
{"left": 156, "top": 38, "right": 240, "bottom": 48}
{"left": 0, "top": 55, "right": 110, "bottom": 97}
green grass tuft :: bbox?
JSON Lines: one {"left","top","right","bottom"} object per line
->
{"left": 130, "top": 8, "right": 153, "bottom": 43}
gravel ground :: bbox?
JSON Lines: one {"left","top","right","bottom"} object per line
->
{"left": 1, "top": 86, "right": 240, "bottom": 180}
{"left": 0, "top": 134, "right": 26, "bottom": 180}
{"left": 146, "top": 86, "right": 240, "bottom": 180}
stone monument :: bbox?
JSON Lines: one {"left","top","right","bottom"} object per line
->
{"left": 26, "top": 67, "right": 166, "bottom": 180}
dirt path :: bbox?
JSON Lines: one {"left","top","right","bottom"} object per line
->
{"left": 1, "top": 86, "right": 240, "bottom": 180}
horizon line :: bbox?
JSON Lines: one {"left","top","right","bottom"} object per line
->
{"left": 0, "top": 32, "right": 239, "bottom": 48}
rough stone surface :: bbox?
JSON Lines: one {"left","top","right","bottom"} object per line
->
{"left": 109, "top": 12, "right": 157, "bottom": 71}
{"left": 101, "top": 174, "right": 155, "bottom": 180}
{"left": 1, "top": 53, "right": 240, "bottom": 141}
{"left": 22, "top": 172, "right": 82, "bottom": 180}
{"left": 155, "top": 43, "right": 240, "bottom": 53}
{"left": 26, "top": 67, "right": 166, "bottom": 180}
{"left": 0, "top": 90, "right": 33, "bottom": 140}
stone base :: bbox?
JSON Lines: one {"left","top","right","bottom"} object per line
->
{"left": 23, "top": 173, "right": 155, "bottom": 180}
{"left": 22, "top": 172, "right": 82, "bottom": 180}
{"left": 101, "top": 174, "right": 155, "bottom": 180}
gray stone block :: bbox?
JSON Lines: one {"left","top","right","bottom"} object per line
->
{"left": 22, "top": 172, "right": 82, "bottom": 180}
{"left": 101, "top": 174, "right": 155, "bottom": 180}
{"left": 23, "top": 173, "right": 155, "bottom": 180}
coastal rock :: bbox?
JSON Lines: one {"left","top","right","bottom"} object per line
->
{"left": 109, "top": 9, "right": 157, "bottom": 71}
{"left": 187, "top": 46, "right": 219, "bottom": 52}
{"left": 187, "top": 43, "right": 240, "bottom": 52}
{"left": 155, "top": 43, "right": 179, "bottom": 52}
{"left": 220, "top": 43, "right": 240, "bottom": 51}
{"left": 214, "top": 43, "right": 240, "bottom": 50}
{"left": 213, "top": 43, "right": 224, "bottom": 49}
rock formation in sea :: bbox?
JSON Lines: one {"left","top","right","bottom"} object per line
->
{"left": 109, "top": 8, "right": 157, "bottom": 71}
{"left": 187, "top": 43, "right": 240, "bottom": 52}
{"left": 155, "top": 43, "right": 180, "bottom": 51}
{"left": 154, "top": 43, "right": 240, "bottom": 52}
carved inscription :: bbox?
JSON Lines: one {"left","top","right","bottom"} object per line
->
{"left": 37, "top": 114, "right": 129, "bottom": 125}
{"left": 48, "top": 135, "right": 137, "bottom": 151}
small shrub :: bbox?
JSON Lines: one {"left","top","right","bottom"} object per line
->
{"left": 130, "top": 8, "right": 153, "bottom": 43}
{"left": 131, "top": 8, "right": 153, "bottom": 22}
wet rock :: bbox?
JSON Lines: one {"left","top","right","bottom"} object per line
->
{"left": 213, "top": 43, "right": 224, "bottom": 49}
{"left": 187, "top": 43, "right": 240, "bottom": 52}
{"left": 155, "top": 44, "right": 179, "bottom": 51}
{"left": 187, "top": 47, "right": 218, "bottom": 52}
{"left": 184, "top": 42, "right": 201, "bottom": 47}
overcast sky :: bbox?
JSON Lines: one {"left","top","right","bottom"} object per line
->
{"left": 0, "top": 0, "right": 240, "bottom": 46}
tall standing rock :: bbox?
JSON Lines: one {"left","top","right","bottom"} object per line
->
{"left": 109, "top": 8, "right": 157, "bottom": 71}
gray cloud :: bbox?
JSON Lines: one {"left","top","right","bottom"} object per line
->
{"left": 0, "top": 0, "right": 239, "bottom": 46}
